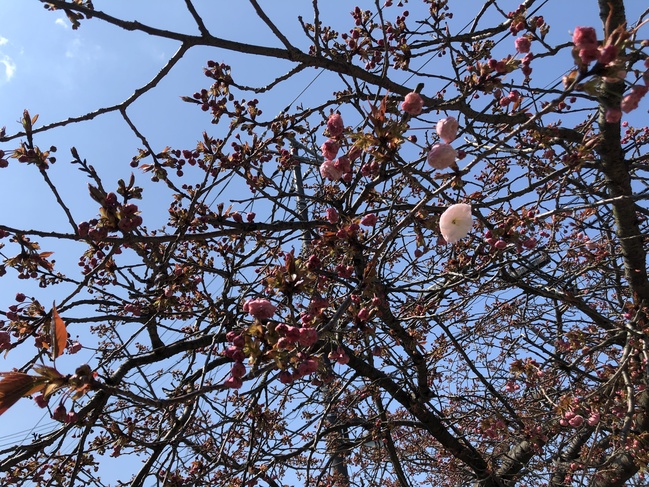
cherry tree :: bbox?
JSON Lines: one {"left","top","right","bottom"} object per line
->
{"left": 0, "top": 1, "right": 648, "bottom": 486}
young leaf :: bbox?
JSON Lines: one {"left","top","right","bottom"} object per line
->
{"left": 0, "top": 372, "right": 46, "bottom": 415}
{"left": 51, "top": 305, "right": 68, "bottom": 359}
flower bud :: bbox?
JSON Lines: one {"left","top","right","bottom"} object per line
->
{"left": 400, "top": 92, "right": 424, "bottom": 115}
{"left": 435, "top": 117, "right": 459, "bottom": 143}
{"left": 427, "top": 143, "right": 457, "bottom": 170}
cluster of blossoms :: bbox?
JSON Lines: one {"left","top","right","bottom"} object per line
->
{"left": 570, "top": 26, "right": 649, "bottom": 120}
{"left": 514, "top": 36, "right": 534, "bottom": 78}
{"left": 427, "top": 117, "right": 459, "bottom": 170}
{"left": 78, "top": 192, "right": 143, "bottom": 240}
{"left": 400, "top": 92, "right": 473, "bottom": 244}
{"left": 225, "top": 297, "right": 324, "bottom": 388}
{"left": 50, "top": 402, "right": 79, "bottom": 424}
{"left": 223, "top": 297, "right": 279, "bottom": 388}
{"left": 319, "top": 113, "right": 356, "bottom": 182}
{"left": 559, "top": 409, "right": 600, "bottom": 428}
{"left": 618, "top": 57, "right": 649, "bottom": 116}
{"left": 223, "top": 331, "right": 248, "bottom": 389}
{"left": 572, "top": 26, "right": 617, "bottom": 68}
{"left": 242, "top": 297, "right": 276, "bottom": 320}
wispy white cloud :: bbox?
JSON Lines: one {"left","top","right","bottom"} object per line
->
{"left": 0, "top": 37, "right": 15, "bottom": 82}
{"left": 55, "top": 18, "right": 68, "bottom": 29}
{"left": 0, "top": 55, "right": 16, "bottom": 81}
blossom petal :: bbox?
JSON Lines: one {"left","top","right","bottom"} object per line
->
{"left": 439, "top": 204, "right": 473, "bottom": 243}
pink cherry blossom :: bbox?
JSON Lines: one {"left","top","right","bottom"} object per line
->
{"left": 579, "top": 48, "right": 598, "bottom": 65}
{"left": 327, "top": 113, "right": 344, "bottom": 137}
{"left": 587, "top": 412, "right": 600, "bottom": 426}
{"left": 284, "top": 326, "right": 301, "bottom": 342}
{"left": 321, "top": 139, "right": 339, "bottom": 160}
{"left": 572, "top": 26, "right": 598, "bottom": 65}
{"left": 230, "top": 361, "right": 247, "bottom": 378}
{"left": 357, "top": 307, "right": 370, "bottom": 321}
{"left": 279, "top": 370, "right": 294, "bottom": 384}
{"left": 334, "top": 155, "right": 351, "bottom": 174}
{"left": 400, "top": 92, "right": 424, "bottom": 115}
{"left": 360, "top": 213, "right": 377, "bottom": 226}
{"left": 621, "top": 85, "right": 648, "bottom": 113}
{"left": 297, "top": 358, "right": 319, "bottom": 376}
{"left": 568, "top": 414, "right": 584, "bottom": 428}
{"left": 427, "top": 143, "right": 457, "bottom": 170}
{"left": 572, "top": 26, "right": 597, "bottom": 51}
{"left": 325, "top": 207, "right": 339, "bottom": 224}
{"left": 436, "top": 117, "right": 459, "bottom": 143}
{"left": 224, "top": 376, "right": 243, "bottom": 389}
{"left": 515, "top": 37, "right": 531, "bottom": 54}
{"left": 224, "top": 346, "right": 245, "bottom": 362}
{"left": 328, "top": 346, "right": 350, "bottom": 365}
{"left": 439, "top": 203, "right": 473, "bottom": 244}
{"left": 597, "top": 44, "right": 618, "bottom": 65}
{"left": 320, "top": 160, "right": 343, "bottom": 181}
{"left": 298, "top": 327, "right": 318, "bottom": 347}
{"left": 243, "top": 298, "right": 276, "bottom": 319}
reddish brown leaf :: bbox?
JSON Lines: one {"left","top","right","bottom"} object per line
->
{"left": 51, "top": 305, "right": 68, "bottom": 359}
{"left": 0, "top": 372, "right": 46, "bottom": 415}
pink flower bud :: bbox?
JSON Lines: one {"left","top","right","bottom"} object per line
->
{"left": 325, "top": 207, "right": 339, "bottom": 224}
{"left": 230, "top": 361, "right": 247, "bottom": 378}
{"left": 321, "top": 139, "right": 339, "bottom": 160}
{"left": 579, "top": 47, "right": 599, "bottom": 65}
{"left": 224, "top": 346, "right": 246, "bottom": 362}
{"left": 34, "top": 393, "right": 49, "bottom": 408}
{"left": 621, "top": 85, "right": 648, "bottom": 113}
{"left": 320, "top": 160, "right": 343, "bottom": 181}
{"left": 597, "top": 44, "right": 618, "bottom": 65}
{"left": 224, "top": 376, "right": 243, "bottom": 389}
{"left": 587, "top": 412, "right": 600, "bottom": 426}
{"left": 568, "top": 414, "right": 584, "bottom": 428}
{"left": 572, "top": 26, "right": 598, "bottom": 51}
{"left": 298, "top": 358, "right": 319, "bottom": 376}
{"left": 65, "top": 411, "right": 79, "bottom": 424}
{"left": 436, "top": 117, "right": 459, "bottom": 143}
{"left": 327, "top": 113, "right": 344, "bottom": 137}
{"left": 328, "top": 346, "right": 349, "bottom": 365}
{"left": 357, "top": 307, "right": 371, "bottom": 321}
{"left": 427, "top": 143, "right": 457, "bottom": 170}
{"left": 522, "top": 238, "right": 537, "bottom": 249}
{"left": 244, "top": 298, "right": 276, "bottom": 319}
{"left": 279, "top": 370, "right": 294, "bottom": 384}
{"left": 298, "top": 327, "right": 318, "bottom": 347}
{"left": 334, "top": 155, "right": 351, "bottom": 174}
{"left": 400, "top": 92, "right": 424, "bottom": 115}
{"left": 53, "top": 403, "right": 67, "bottom": 422}
{"left": 306, "top": 254, "right": 321, "bottom": 270}
{"left": 515, "top": 37, "right": 531, "bottom": 54}
{"left": 360, "top": 213, "right": 377, "bottom": 226}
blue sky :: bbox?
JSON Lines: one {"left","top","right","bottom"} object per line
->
{"left": 0, "top": 1, "right": 648, "bottom": 485}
